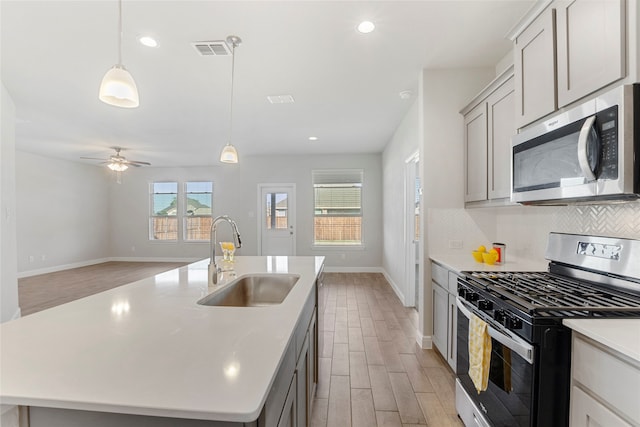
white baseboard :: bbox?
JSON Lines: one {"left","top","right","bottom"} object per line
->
{"left": 17, "top": 257, "right": 200, "bottom": 278}
{"left": 17, "top": 257, "right": 112, "bottom": 278}
{"left": 108, "top": 257, "right": 200, "bottom": 263}
{"left": 323, "top": 266, "right": 383, "bottom": 273}
{"left": 418, "top": 333, "right": 433, "bottom": 349}
{"left": 381, "top": 269, "right": 406, "bottom": 306}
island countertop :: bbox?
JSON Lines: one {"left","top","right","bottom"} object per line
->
{"left": 0, "top": 256, "right": 324, "bottom": 422}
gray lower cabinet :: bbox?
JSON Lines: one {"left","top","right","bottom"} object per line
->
{"left": 431, "top": 261, "right": 458, "bottom": 371}
{"left": 277, "top": 374, "right": 297, "bottom": 427}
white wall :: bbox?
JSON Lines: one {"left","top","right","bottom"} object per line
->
{"left": 418, "top": 67, "right": 496, "bottom": 346}
{"left": 1, "top": 82, "right": 20, "bottom": 322}
{"left": 382, "top": 100, "right": 420, "bottom": 301}
{"left": 16, "top": 151, "right": 111, "bottom": 275}
{"left": 109, "top": 153, "right": 383, "bottom": 269}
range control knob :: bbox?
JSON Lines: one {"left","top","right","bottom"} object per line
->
{"left": 493, "top": 310, "right": 506, "bottom": 322}
{"left": 465, "top": 292, "right": 480, "bottom": 302}
{"left": 458, "top": 287, "right": 467, "bottom": 298}
{"left": 503, "top": 315, "right": 523, "bottom": 330}
{"left": 477, "top": 300, "right": 493, "bottom": 311}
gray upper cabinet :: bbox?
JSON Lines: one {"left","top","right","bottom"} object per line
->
{"left": 487, "top": 75, "right": 515, "bottom": 200}
{"left": 514, "top": 7, "right": 557, "bottom": 128}
{"left": 556, "top": 0, "right": 626, "bottom": 108}
{"left": 461, "top": 67, "right": 515, "bottom": 206}
{"left": 463, "top": 102, "right": 488, "bottom": 203}
{"left": 511, "top": 0, "right": 631, "bottom": 128}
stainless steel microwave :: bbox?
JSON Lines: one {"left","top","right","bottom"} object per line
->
{"left": 511, "top": 84, "right": 639, "bottom": 205}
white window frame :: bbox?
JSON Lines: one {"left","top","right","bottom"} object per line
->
{"left": 312, "top": 169, "right": 364, "bottom": 247}
{"left": 183, "top": 181, "right": 213, "bottom": 242}
{"left": 149, "top": 181, "right": 179, "bottom": 242}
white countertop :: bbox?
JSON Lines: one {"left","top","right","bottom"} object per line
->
{"left": 430, "top": 252, "right": 548, "bottom": 273}
{"left": 564, "top": 318, "right": 640, "bottom": 363}
{"left": 0, "top": 256, "right": 324, "bottom": 422}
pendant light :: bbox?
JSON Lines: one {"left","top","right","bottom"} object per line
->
{"left": 220, "top": 35, "right": 242, "bottom": 164}
{"left": 99, "top": 0, "right": 139, "bottom": 108}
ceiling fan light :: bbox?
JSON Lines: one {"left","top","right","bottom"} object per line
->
{"left": 99, "top": 65, "right": 139, "bottom": 108}
{"left": 108, "top": 162, "right": 129, "bottom": 171}
{"left": 220, "top": 143, "right": 239, "bottom": 164}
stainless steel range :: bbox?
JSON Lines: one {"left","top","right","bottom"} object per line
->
{"left": 455, "top": 233, "right": 640, "bottom": 427}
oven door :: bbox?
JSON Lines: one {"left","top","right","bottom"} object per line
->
{"left": 456, "top": 298, "right": 535, "bottom": 427}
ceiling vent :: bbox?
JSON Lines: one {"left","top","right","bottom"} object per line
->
{"left": 267, "top": 95, "right": 295, "bottom": 104}
{"left": 192, "top": 41, "right": 232, "bottom": 56}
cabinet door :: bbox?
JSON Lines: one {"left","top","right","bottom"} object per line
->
{"left": 464, "top": 102, "right": 488, "bottom": 202}
{"left": 556, "top": 0, "right": 625, "bottom": 107}
{"left": 447, "top": 293, "right": 458, "bottom": 371}
{"left": 514, "top": 7, "right": 557, "bottom": 128}
{"left": 432, "top": 282, "right": 448, "bottom": 355}
{"left": 277, "top": 374, "right": 297, "bottom": 427}
{"left": 570, "top": 386, "right": 631, "bottom": 427}
{"left": 296, "top": 333, "right": 310, "bottom": 427}
{"left": 487, "top": 76, "right": 515, "bottom": 200}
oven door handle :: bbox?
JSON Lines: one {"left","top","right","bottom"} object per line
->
{"left": 456, "top": 297, "right": 535, "bottom": 364}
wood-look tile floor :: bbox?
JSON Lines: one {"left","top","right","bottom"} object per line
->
{"left": 313, "top": 273, "right": 464, "bottom": 427}
{"left": 18, "top": 261, "right": 189, "bottom": 316}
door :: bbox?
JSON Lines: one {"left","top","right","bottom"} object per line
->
{"left": 259, "top": 184, "right": 296, "bottom": 256}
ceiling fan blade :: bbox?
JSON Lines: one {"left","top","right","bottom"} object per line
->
{"left": 80, "top": 156, "right": 109, "bottom": 161}
{"left": 125, "top": 160, "right": 151, "bottom": 166}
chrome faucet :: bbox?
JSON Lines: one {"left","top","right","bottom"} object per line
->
{"left": 209, "top": 215, "right": 242, "bottom": 285}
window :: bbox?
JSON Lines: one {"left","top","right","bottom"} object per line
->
{"left": 265, "top": 192, "right": 289, "bottom": 230}
{"left": 312, "top": 169, "right": 363, "bottom": 246}
{"left": 184, "top": 181, "right": 213, "bottom": 241}
{"left": 150, "top": 182, "right": 178, "bottom": 241}
{"left": 149, "top": 181, "right": 213, "bottom": 242}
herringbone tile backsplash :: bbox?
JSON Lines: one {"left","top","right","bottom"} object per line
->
{"left": 554, "top": 202, "right": 640, "bottom": 238}
{"left": 428, "top": 201, "right": 640, "bottom": 260}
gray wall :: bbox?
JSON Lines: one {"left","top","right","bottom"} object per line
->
{"left": 16, "top": 151, "right": 111, "bottom": 275}
{"left": 106, "top": 153, "right": 383, "bottom": 269}
{"left": 1, "top": 82, "right": 19, "bottom": 322}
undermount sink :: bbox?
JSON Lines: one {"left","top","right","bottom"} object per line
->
{"left": 198, "top": 274, "right": 300, "bottom": 307}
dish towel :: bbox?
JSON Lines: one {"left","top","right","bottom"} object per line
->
{"left": 468, "top": 313, "right": 492, "bottom": 393}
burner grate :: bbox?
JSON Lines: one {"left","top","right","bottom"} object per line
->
{"left": 468, "top": 272, "right": 640, "bottom": 314}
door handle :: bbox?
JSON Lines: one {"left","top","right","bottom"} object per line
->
{"left": 577, "top": 115, "right": 599, "bottom": 182}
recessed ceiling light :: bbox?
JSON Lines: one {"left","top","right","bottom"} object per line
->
{"left": 357, "top": 21, "right": 376, "bottom": 34}
{"left": 139, "top": 36, "right": 158, "bottom": 47}
{"left": 309, "top": 136, "right": 319, "bottom": 141}
{"left": 399, "top": 90, "right": 413, "bottom": 100}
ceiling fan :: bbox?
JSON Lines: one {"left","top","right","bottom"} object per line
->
{"left": 81, "top": 147, "right": 150, "bottom": 183}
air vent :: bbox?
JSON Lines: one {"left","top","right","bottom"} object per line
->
{"left": 192, "top": 41, "right": 231, "bottom": 56}
{"left": 267, "top": 95, "right": 295, "bottom": 104}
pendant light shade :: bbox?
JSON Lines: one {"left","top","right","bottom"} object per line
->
{"left": 219, "top": 35, "right": 242, "bottom": 164}
{"left": 220, "top": 143, "right": 239, "bottom": 163}
{"left": 99, "top": 65, "right": 139, "bottom": 108}
{"left": 99, "top": 0, "right": 139, "bottom": 108}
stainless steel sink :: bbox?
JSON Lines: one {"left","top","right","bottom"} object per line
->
{"left": 198, "top": 274, "right": 300, "bottom": 307}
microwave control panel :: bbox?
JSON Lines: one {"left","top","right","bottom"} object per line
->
{"left": 597, "top": 106, "right": 618, "bottom": 180}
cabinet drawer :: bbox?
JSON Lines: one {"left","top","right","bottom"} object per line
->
{"left": 431, "top": 262, "right": 448, "bottom": 287}
{"left": 573, "top": 335, "right": 640, "bottom": 423}
{"left": 570, "top": 386, "right": 631, "bottom": 427}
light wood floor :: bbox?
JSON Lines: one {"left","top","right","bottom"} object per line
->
{"left": 313, "top": 273, "right": 463, "bottom": 427}
{"left": 18, "top": 261, "right": 189, "bottom": 315}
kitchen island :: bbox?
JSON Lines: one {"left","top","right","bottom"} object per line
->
{"left": 0, "top": 256, "right": 324, "bottom": 427}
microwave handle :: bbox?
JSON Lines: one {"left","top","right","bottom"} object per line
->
{"left": 577, "top": 115, "right": 598, "bottom": 182}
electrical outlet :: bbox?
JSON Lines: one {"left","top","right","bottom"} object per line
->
{"left": 41, "top": 255, "right": 46, "bottom": 261}
{"left": 29, "top": 255, "right": 34, "bottom": 263}
{"left": 341, "top": 253, "right": 346, "bottom": 260}
{"left": 448, "top": 239, "right": 463, "bottom": 249}
{"left": 131, "top": 246, "right": 136, "bottom": 252}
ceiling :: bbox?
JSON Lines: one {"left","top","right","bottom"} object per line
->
{"left": 1, "top": 1, "right": 533, "bottom": 168}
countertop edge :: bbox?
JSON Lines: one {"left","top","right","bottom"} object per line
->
{"left": 563, "top": 318, "right": 640, "bottom": 364}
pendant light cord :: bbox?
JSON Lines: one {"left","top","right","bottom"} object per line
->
{"left": 228, "top": 41, "right": 236, "bottom": 143}
{"left": 117, "top": 0, "right": 123, "bottom": 65}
